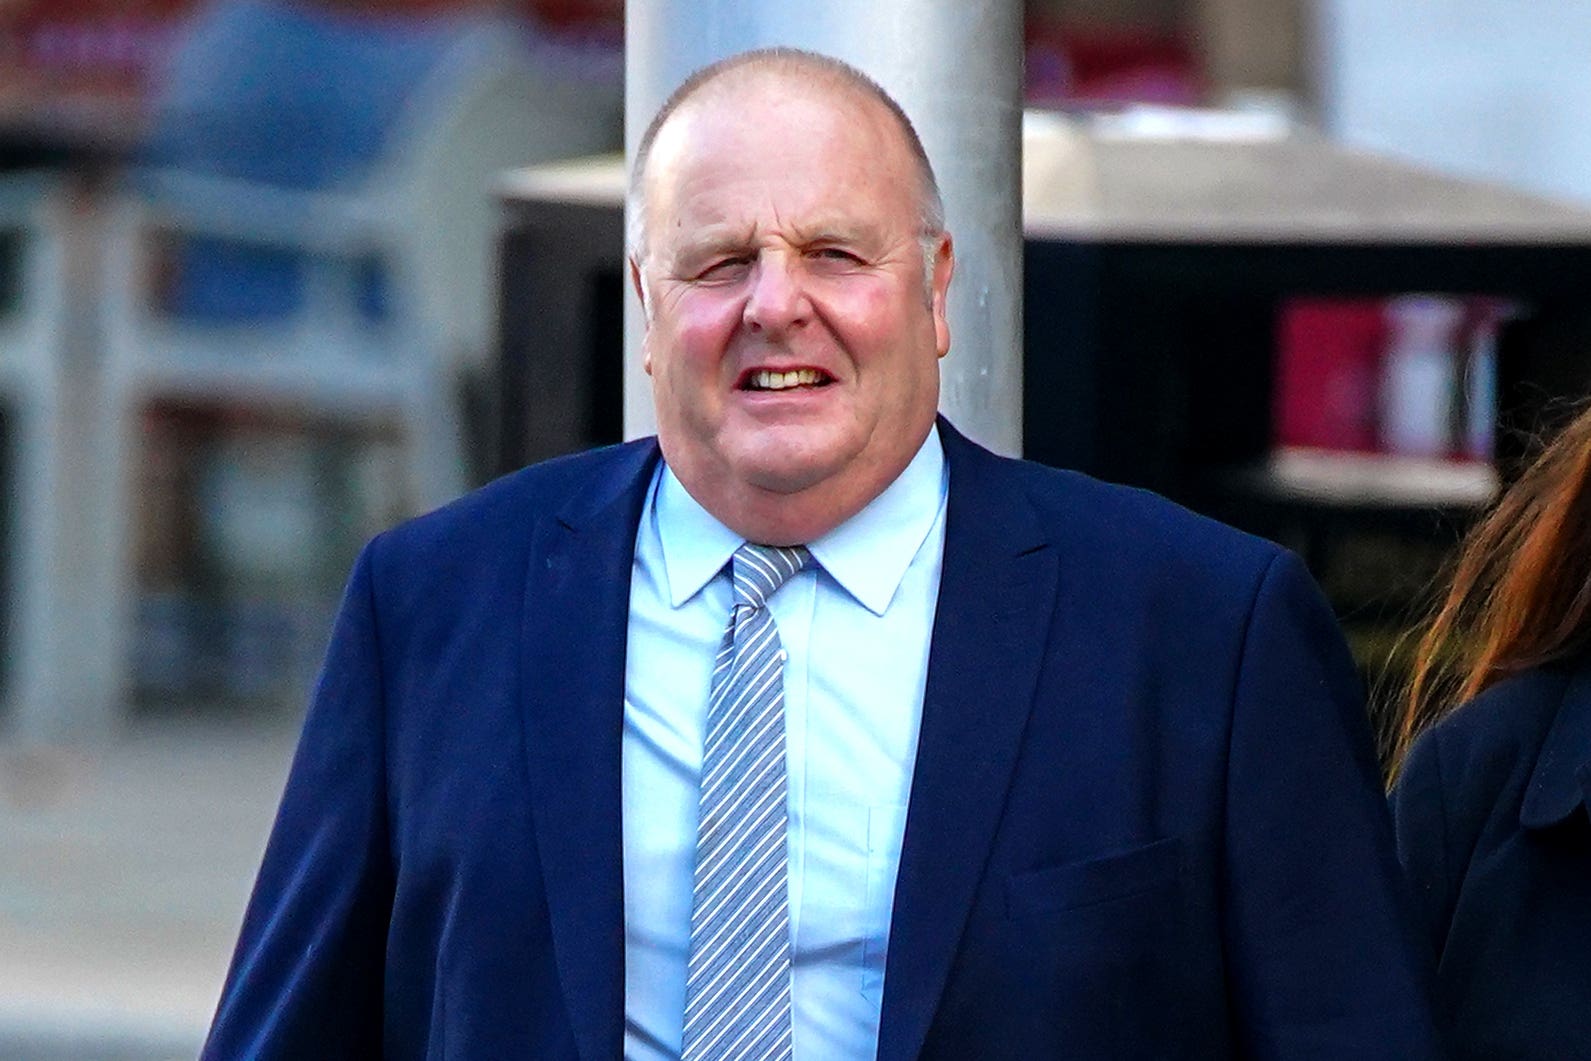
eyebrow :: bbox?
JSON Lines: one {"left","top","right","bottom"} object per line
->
{"left": 672, "top": 220, "right": 885, "bottom": 265}
{"left": 789, "top": 220, "right": 884, "bottom": 248}
{"left": 677, "top": 231, "right": 756, "bottom": 261}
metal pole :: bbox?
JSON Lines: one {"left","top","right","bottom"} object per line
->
{"left": 623, "top": 0, "right": 1024, "bottom": 456}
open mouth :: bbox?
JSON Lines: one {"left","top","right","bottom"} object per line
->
{"left": 738, "top": 368, "right": 834, "bottom": 392}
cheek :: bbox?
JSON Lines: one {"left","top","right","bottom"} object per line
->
{"left": 650, "top": 298, "right": 743, "bottom": 431}
{"left": 666, "top": 293, "right": 743, "bottom": 363}
{"left": 814, "top": 279, "right": 916, "bottom": 356}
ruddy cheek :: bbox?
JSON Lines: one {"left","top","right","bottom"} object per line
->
{"left": 675, "top": 305, "right": 745, "bottom": 363}
{"left": 820, "top": 280, "right": 893, "bottom": 325}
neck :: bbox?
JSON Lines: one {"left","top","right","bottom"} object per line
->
{"left": 670, "top": 450, "right": 926, "bottom": 546}
{"left": 707, "top": 481, "right": 879, "bottom": 546}
{"left": 659, "top": 420, "right": 938, "bottom": 545}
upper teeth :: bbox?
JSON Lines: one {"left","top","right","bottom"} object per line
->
{"left": 753, "top": 369, "right": 822, "bottom": 390}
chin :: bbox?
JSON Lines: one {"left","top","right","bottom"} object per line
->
{"left": 719, "top": 422, "right": 845, "bottom": 484}
{"left": 736, "top": 459, "right": 838, "bottom": 497}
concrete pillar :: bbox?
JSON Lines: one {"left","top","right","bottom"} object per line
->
{"left": 8, "top": 177, "right": 126, "bottom": 742}
{"left": 623, "top": 0, "right": 1025, "bottom": 456}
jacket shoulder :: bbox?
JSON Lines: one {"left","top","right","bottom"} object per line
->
{"left": 375, "top": 439, "right": 656, "bottom": 559}
{"left": 983, "top": 447, "right": 1285, "bottom": 589}
{"left": 1393, "top": 664, "right": 1574, "bottom": 895}
{"left": 351, "top": 440, "right": 657, "bottom": 623}
{"left": 1392, "top": 657, "right": 1584, "bottom": 981}
{"left": 1408, "top": 664, "right": 1573, "bottom": 805}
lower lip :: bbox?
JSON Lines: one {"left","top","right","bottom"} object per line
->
{"left": 735, "top": 381, "right": 833, "bottom": 397}
{"left": 736, "top": 384, "right": 834, "bottom": 407}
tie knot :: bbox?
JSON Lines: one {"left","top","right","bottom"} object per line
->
{"left": 731, "top": 543, "right": 811, "bottom": 609}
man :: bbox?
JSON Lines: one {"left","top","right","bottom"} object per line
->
{"left": 204, "top": 49, "right": 1441, "bottom": 1059}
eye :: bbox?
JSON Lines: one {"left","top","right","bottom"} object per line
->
{"left": 809, "top": 247, "right": 863, "bottom": 265}
{"left": 694, "top": 256, "right": 752, "bottom": 282}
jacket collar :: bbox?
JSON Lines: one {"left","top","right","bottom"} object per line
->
{"left": 552, "top": 436, "right": 662, "bottom": 533}
{"left": 1520, "top": 657, "right": 1591, "bottom": 829}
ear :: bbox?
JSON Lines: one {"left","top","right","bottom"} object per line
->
{"left": 931, "top": 233, "right": 954, "bottom": 359}
{"left": 629, "top": 255, "right": 650, "bottom": 327}
{"left": 635, "top": 264, "right": 654, "bottom": 378}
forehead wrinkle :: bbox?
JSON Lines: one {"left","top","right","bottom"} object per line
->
{"left": 682, "top": 221, "right": 758, "bottom": 252}
{"left": 681, "top": 187, "right": 888, "bottom": 247}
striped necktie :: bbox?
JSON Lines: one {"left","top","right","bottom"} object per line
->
{"left": 681, "top": 542, "right": 811, "bottom": 1061}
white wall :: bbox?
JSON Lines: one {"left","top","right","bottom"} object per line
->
{"left": 1315, "top": 1, "right": 1591, "bottom": 205}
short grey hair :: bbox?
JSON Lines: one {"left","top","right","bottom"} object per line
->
{"left": 626, "top": 47, "right": 947, "bottom": 297}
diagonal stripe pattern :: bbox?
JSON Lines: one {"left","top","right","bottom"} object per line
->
{"left": 681, "top": 542, "right": 811, "bottom": 1061}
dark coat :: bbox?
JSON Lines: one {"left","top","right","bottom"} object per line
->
{"left": 1392, "top": 658, "right": 1591, "bottom": 1060}
{"left": 202, "top": 420, "right": 1441, "bottom": 1059}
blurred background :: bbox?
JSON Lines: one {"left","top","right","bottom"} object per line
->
{"left": 2, "top": 0, "right": 1590, "bottom": 1056}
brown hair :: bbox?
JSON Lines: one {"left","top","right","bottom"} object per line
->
{"left": 1393, "top": 403, "right": 1591, "bottom": 776}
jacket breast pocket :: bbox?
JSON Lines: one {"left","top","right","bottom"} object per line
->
{"left": 1005, "top": 836, "right": 1181, "bottom": 919}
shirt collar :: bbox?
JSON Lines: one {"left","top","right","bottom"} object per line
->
{"left": 653, "top": 463, "right": 743, "bottom": 609}
{"left": 653, "top": 426, "right": 947, "bottom": 615}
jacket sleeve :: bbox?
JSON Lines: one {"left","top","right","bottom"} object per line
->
{"left": 1221, "top": 550, "right": 1443, "bottom": 1059}
{"left": 201, "top": 539, "right": 395, "bottom": 1058}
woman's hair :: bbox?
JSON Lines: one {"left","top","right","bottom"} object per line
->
{"left": 1393, "top": 403, "right": 1591, "bottom": 776}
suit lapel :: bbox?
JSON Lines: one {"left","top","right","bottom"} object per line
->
{"left": 519, "top": 440, "right": 660, "bottom": 1061}
{"left": 878, "top": 423, "right": 1060, "bottom": 1061}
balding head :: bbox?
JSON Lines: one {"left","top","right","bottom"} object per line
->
{"left": 626, "top": 46, "right": 956, "bottom": 546}
{"left": 627, "top": 48, "right": 945, "bottom": 275}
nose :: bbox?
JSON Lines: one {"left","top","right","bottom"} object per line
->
{"left": 742, "top": 251, "right": 809, "bottom": 333}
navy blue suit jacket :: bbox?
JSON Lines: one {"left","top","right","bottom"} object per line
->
{"left": 203, "top": 422, "right": 1441, "bottom": 1059}
{"left": 1392, "top": 658, "right": 1591, "bottom": 1059}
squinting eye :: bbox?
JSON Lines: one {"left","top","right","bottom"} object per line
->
{"left": 697, "top": 257, "right": 751, "bottom": 280}
{"left": 811, "top": 248, "right": 861, "bottom": 263}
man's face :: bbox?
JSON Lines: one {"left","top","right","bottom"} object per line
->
{"left": 635, "top": 75, "right": 952, "bottom": 537}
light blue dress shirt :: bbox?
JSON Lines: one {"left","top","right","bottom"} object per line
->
{"left": 622, "top": 428, "right": 948, "bottom": 1061}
